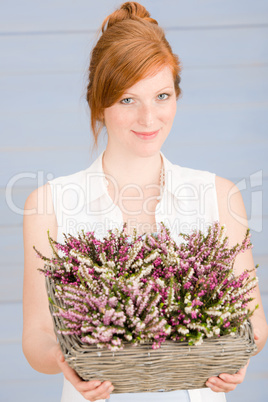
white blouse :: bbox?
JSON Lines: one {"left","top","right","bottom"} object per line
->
{"left": 48, "top": 150, "right": 226, "bottom": 402}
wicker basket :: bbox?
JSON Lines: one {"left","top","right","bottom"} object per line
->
{"left": 46, "top": 277, "right": 257, "bottom": 393}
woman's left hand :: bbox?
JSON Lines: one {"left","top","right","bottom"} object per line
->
{"left": 206, "top": 330, "right": 260, "bottom": 392}
{"left": 206, "top": 360, "right": 249, "bottom": 393}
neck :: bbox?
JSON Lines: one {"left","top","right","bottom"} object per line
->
{"left": 102, "top": 147, "right": 163, "bottom": 192}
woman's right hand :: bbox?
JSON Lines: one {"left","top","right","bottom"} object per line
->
{"left": 54, "top": 345, "right": 114, "bottom": 401}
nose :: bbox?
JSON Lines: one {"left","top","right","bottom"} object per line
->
{"left": 137, "top": 104, "right": 154, "bottom": 127}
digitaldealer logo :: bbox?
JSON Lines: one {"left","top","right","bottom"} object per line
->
{"left": 228, "top": 170, "right": 263, "bottom": 233}
{"left": 5, "top": 170, "right": 264, "bottom": 233}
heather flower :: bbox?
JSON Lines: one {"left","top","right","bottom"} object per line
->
{"left": 34, "top": 221, "right": 258, "bottom": 349}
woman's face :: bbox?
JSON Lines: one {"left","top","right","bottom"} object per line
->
{"left": 103, "top": 66, "right": 177, "bottom": 157}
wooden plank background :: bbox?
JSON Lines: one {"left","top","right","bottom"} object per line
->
{"left": 1, "top": 1, "right": 267, "bottom": 401}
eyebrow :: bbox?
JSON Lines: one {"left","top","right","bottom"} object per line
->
{"left": 122, "top": 86, "right": 175, "bottom": 97}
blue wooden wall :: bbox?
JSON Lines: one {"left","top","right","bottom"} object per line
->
{"left": 1, "top": 1, "right": 267, "bottom": 401}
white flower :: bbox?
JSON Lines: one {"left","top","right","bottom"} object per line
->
{"left": 63, "top": 262, "right": 72, "bottom": 272}
{"left": 144, "top": 251, "right": 159, "bottom": 263}
{"left": 193, "top": 337, "right": 204, "bottom": 346}
{"left": 156, "top": 278, "right": 165, "bottom": 288}
{"left": 221, "top": 311, "right": 231, "bottom": 320}
{"left": 124, "top": 334, "right": 132, "bottom": 341}
{"left": 107, "top": 260, "right": 115, "bottom": 268}
{"left": 69, "top": 250, "right": 94, "bottom": 267}
{"left": 184, "top": 293, "right": 192, "bottom": 304}
{"left": 213, "top": 327, "right": 220, "bottom": 336}
{"left": 125, "top": 241, "right": 143, "bottom": 269}
{"left": 205, "top": 307, "right": 222, "bottom": 317}
{"left": 136, "top": 264, "right": 153, "bottom": 280}
{"left": 177, "top": 326, "right": 189, "bottom": 335}
{"left": 132, "top": 259, "right": 143, "bottom": 268}
{"left": 185, "top": 306, "right": 192, "bottom": 314}
{"left": 99, "top": 252, "right": 107, "bottom": 265}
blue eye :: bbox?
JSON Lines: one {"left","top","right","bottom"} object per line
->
{"left": 120, "top": 98, "right": 133, "bottom": 104}
{"left": 158, "top": 93, "right": 169, "bottom": 100}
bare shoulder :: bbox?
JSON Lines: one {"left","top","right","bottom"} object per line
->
{"left": 215, "top": 175, "right": 245, "bottom": 211}
{"left": 23, "top": 183, "right": 58, "bottom": 336}
{"left": 24, "top": 182, "right": 53, "bottom": 213}
{"left": 23, "top": 183, "right": 58, "bottom": 273}
{"left": 24, "top": 183, "right": 57, "bottom": 237}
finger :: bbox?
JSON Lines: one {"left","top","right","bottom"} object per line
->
{"left": 56, "top": 354, "right": 80, "bottom": 380}
{"left": 76, "top": 380, "right": 103, "bottom": 394}
{"left": 218, "top": 371, "right": 244, "bottom": 384}
{"left": 96, "top": 387, "right": 114, "bottom": 400}
{"left": 57, "top": 352, "right": 107, "bottom": 395}
{"left": 206, "top": 376, "right": 238, "bottom": 392}
{"left": 56, "top": 353, "right": 93, "bottom": 390}
{"left": 55, "top": 350, "right": 113, "bottom": 398}
{"left": 206, "top": 380, "right": 236, "bottom": 393}
{"left": 218, "top": 360, "right": 249, "bottom": 384}
{"left": 235, "top": 359, "right": 250, "bottom": 374}
{"left": 243, "top": 359, "right": 250, "bottom": 369}
{"left": 83, "top": 381, "right": 114, "bottom": 400}
{"left": 83, "top": 387, "right": 114, "bottom": 401}
{"left": 207, "top": 375, "right": 241, "bottom": 390}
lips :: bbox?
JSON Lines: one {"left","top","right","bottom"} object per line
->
{"left": 132, "top": 129, "right": 159, "bottom": 139}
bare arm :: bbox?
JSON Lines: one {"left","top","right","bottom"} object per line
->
{"left": 22, "top": 183, "right": 114, "bottom": 400}
{"left": 216, "top": 176, "right": 268, "bottom": 353}
{"left": 206, "top": 176, "right": 268, "bottom": 393}
{"left": 22, "top": 182, "right": 60, "bottom": 373}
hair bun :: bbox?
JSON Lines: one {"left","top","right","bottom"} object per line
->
{"left": 101, "top": 2, "right": 158, "bottom": 32}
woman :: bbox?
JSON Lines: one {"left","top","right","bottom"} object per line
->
{"left": 22, "top": 2, "right": 268, "bottom": 402}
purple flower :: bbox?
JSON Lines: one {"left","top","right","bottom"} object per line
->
{"left": 35, "top": 221, "right": 257, "bottom": 349}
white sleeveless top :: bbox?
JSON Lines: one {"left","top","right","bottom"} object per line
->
{"left": 48, "top": 150, "right": 226, "bottom": 402}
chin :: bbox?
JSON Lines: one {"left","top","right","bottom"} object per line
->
{"left": 131, "top": 144, "right": 163, "bottom": 159}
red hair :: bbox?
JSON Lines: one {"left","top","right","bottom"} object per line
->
{"left": 87, "top": 2, "right": 182, "bottom": 150}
